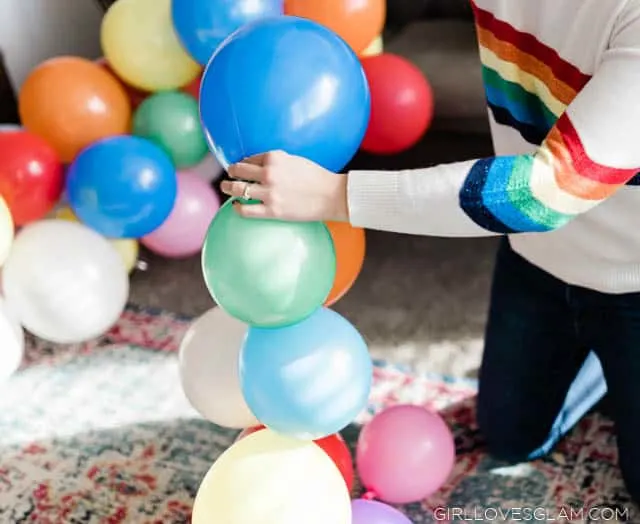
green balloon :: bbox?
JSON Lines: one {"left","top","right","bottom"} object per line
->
{"left": 201, "top": 199, "right": 336, "bottom": 328}
{"left": 132, "top": 91, "right": 208, "bottom": 168}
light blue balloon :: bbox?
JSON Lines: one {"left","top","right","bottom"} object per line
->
{"left": 239, "top": 307, "right": 373, "bottom": 440}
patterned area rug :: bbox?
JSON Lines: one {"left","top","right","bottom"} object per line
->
{"left": 0, "top": 306, "right": 636, "bottom": 523}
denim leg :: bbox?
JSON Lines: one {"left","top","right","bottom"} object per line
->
{"left": 477, "top": 238, "right": 591, "bottom": 462}
{"left": 579, "top": 291, "right": 640, "bottom": 505}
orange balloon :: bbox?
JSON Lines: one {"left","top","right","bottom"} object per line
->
{"left": 19, "top": 56, "right": 132, "bottom": 163}
{"left": 284, "top": 0, "right": 386, "bottom": 55}
{"left": 324, "top": 221, "right": 366, "bottom": 306}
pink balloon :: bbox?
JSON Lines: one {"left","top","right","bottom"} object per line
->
{"left": 142, "top": 170, "right": 220, "bottom": 258}
{"left": 356, "top": 404, "right": 455, "bottom": 504}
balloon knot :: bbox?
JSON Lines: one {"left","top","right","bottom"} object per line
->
{"left": 362, "top": 490, "right": 377, "bottom": 501}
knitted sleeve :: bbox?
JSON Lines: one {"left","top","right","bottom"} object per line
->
{"left": 346, "top": 5, "right": 640, "bottom": 237}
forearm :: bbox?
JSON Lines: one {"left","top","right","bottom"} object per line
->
{"left": 347, "top": 161, "right": 495, "bottom": 237}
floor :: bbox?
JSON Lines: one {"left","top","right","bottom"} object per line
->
{"left": 129, "top": 129, "right": 499, "bottom": 379}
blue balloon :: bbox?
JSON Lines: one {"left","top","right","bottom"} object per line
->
{"left": 66, "top": 136, "right": 177, "bottom": 239}
{"left": 171, "top": 0, "right": 283, "bottom": 66}
{"left": 239, "top": 307, "right": 373, "bottom": 440}
{"left": 199, "top": 16, "right": 370, "bottom": 172}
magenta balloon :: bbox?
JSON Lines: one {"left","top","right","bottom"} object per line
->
{"left": 141, "top": 170, "right": 220, "bottom": 258}
{"left": 356, "top": 404, "right": 455, "bottom": 504}
{"left": 351, "top": 500, "right": 412, "bottom": 524}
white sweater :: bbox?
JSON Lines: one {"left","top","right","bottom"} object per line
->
{"left": 347, "top": 0, "right": 640, "bottom": 294}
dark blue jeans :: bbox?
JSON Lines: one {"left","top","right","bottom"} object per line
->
{"left": 477, "top": 238, "right": 640, "bottom": 503}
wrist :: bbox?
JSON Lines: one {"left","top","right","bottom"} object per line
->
{"left": 324, "top": 172, "right": 349, "bottom": 222}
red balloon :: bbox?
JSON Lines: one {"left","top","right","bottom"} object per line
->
{"left": 183, "top": 73, "right": 202, "bottom": 100}
{"left": 361, "top": 53, "right": 434, "bottom": 154}
{"left": 315, "top": 433, "right": 355, "bottom": 493}
{"left": 236, "top": 425, "right": 354, "bottom": 492}
{"left": 0, "top": 131, "right": 64, "bottom": 225}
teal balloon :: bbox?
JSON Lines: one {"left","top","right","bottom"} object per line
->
{"left": 132, "top": 91, "right": 208, "bottom": 168}
{"left": 201, "top": 199, "right": 336, "bottom": 328}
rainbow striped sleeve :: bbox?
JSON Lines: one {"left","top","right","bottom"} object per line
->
{"left": 456, "top": 2, "right": 640, "bottom": 234}
{"left": 459, "top": 113, "right": 639, "bottom": 234}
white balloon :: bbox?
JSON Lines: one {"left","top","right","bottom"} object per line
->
{"left": 0, "top": 297, "right": 24, "bottom": 382}
{"left": 3, "top": 220, "right": 129, "bottom": 344}
{"left": 179, "top": 307, "right": 259, "bottom": 429}
{"left": 189, "top": 153, "right": 224, "bottom": 183}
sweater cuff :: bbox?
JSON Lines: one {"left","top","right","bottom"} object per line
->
{"left": 346, "top": 170, "right": 403, "bottom": 230}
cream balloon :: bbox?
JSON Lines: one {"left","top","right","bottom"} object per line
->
{"left": 0, "top": 196, "right": 14, "bottom": 267}
{"left": 361, "top": 35, "right": 384, "bottom": 57}
{"left": 0, "top": 297, "right": 24, "bottom": 382}
{"left": 179, "top": 308, "right": 258, "bottom": 429}
{"left": 101, "top": 0, "right": 201, "bottom": 91}
{"left": 192, "top": 429, "right": 352, "bottom": 524}
{"left": 2, "top": 220, "right": 129, "bottom": 344}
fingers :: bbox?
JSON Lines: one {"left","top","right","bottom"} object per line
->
{"left": 227, "top": 162, "right": 264, "bottom": 182}
{"left": 241, "top": 150, "right": 286, "bottom": 166}
{"left": 232, "top": 201, "right": 273, "bottom": 219}
{"left": 220, "top": 180, "right": 269, "bottom": 202}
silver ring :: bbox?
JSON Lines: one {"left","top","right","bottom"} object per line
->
{"left": 241, "top": 182, "right": 252, "bottom": 200}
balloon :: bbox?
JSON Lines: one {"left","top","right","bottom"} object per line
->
{"left": 2, "top": 220, "right": 129, "bottom": 344}
{"left": 179, "top": 308, "right": 259, "bottom": 428}
{"left": 189, "top": 153, "right": 224, "bottom": 183}
{"left": 95, "top": 57, "right": 149, "bottom": 110}
{"left": 182, "top": 73, "right": 202, "bottom": 100}
{"left": 0, "top": 297, "right": 24, "bottom": 382}
{"left": 201, "top": 199, "right": 336, "bottom": 327}
{"left": 142, "top": 170, "right": 219, "bottom": 258}
{"left": 171, "top": 0, "right": 284, "bottom": 66}
{"left": 324, "top": 221, "right": 365, "bottom": 307}
{"left": 132, "top": 91, "right": 208, "bottom": 168}
{"left": 351, "top": 499, "right": 412, "bottom": 524}
{"left": 356, "top": 405, "right": 455, "bottom": 504}
{"left": 284, "top": 0, "right": 385, "bottom": 55}
{"left": 199, "top": 16, "right": 370, "bottom": 172}
{"left": 0, "top": 131, "right": 64, "bottom": 226}
{"left": 0, "top": 197, "right": 13, "bottom": 267}
{"left": 192, "top": 429, "right": 351, "bottom": 524}
{"left": 239, "top": 307, "right": 372, "bottom": 439}
{"left": 315, "top": 432, "right": 355, "bottom": 493}
{"left": 361, "top": 35, "right": 383, "bottom": 57}
{"left": 66, "top": 136, "right": 178, "bottom": 238}
{"left": 18, "top": 56, "right": 131, "bottom": 163}
{"left": 236, "top": 425, "right": 355, "bottom": 492}
{"left": 101, "top": 0, "right": 201, "bottom": 92}
{"left": 361, "top": 54, "right": 434, "bottom": 154}
{"left": 54, "top": 207, "right": 139, "bottom": 273}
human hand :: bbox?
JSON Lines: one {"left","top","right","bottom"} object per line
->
{"left": 220, "top": 150, "right": 349, "bottom": 222}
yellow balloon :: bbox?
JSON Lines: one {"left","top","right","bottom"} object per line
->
{"left": 54, "top": 207, "right": 138, "bottom": 273}
{"left": 192, "top": 430, "right": 351, "bottom": 524}
{"left": 0, "top": 197, "right": 14, "bottom": 267}
{"left": 361, "top": 35, "right": 384, "bottom": 57}
{"left": 101, "top": 0, "right": 201, "bottom": 92}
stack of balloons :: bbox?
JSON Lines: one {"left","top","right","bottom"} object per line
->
{"left": 165, "top": 4, "right": 456, "bottom": 523}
